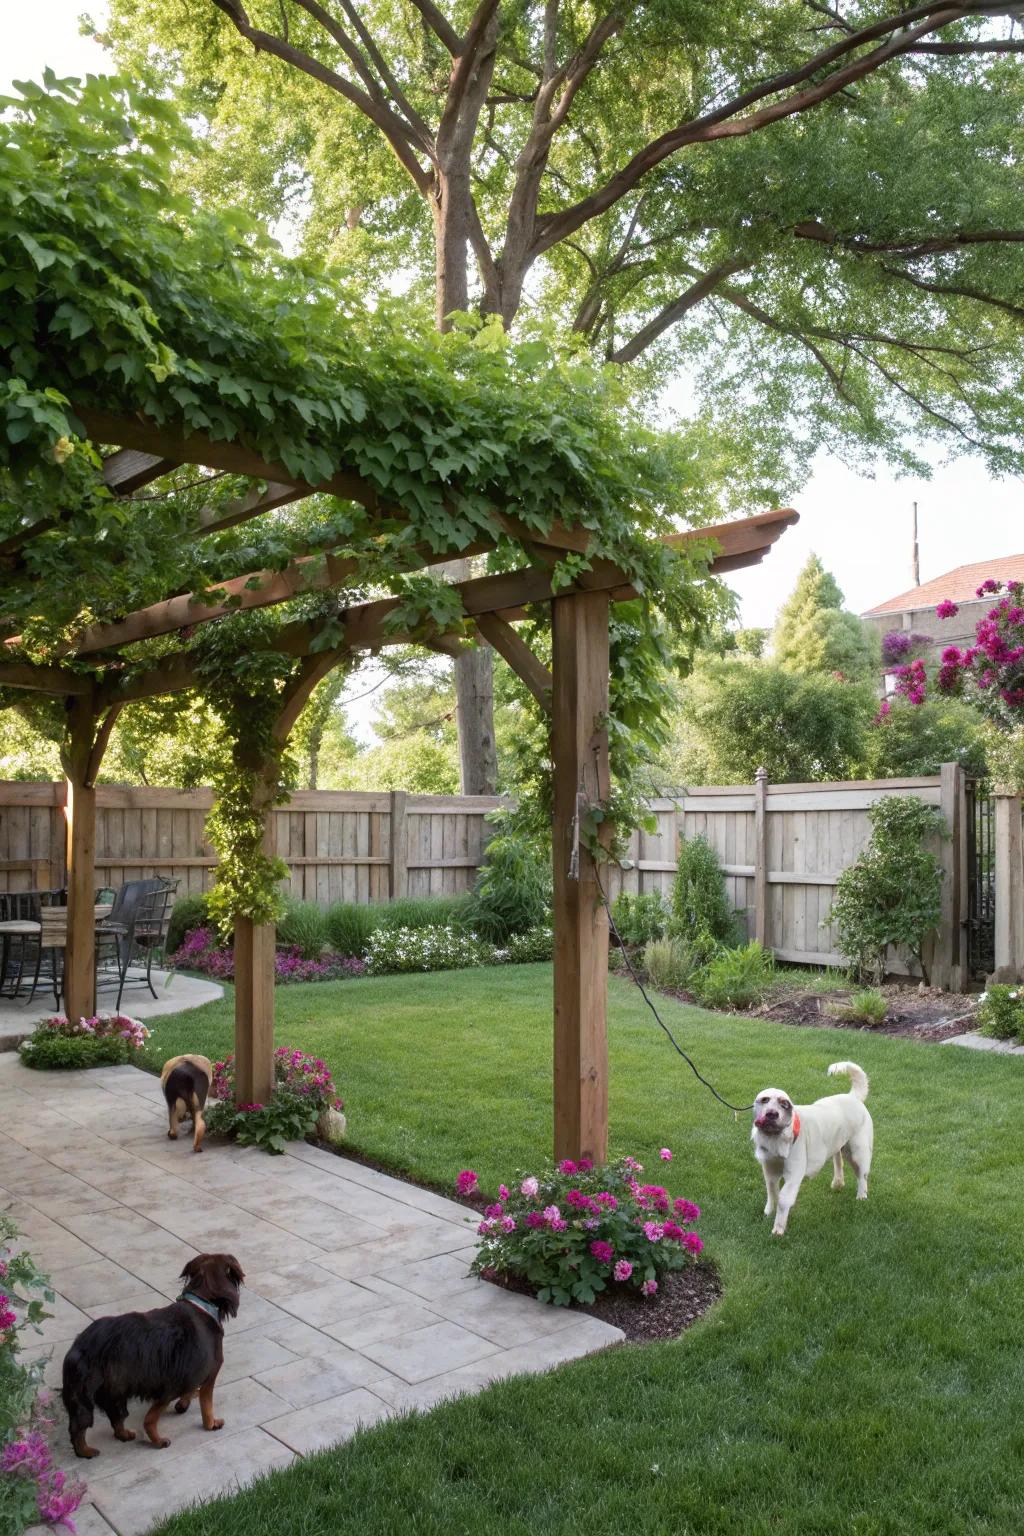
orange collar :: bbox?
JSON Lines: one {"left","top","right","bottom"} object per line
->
{"left": 791, "top": 1112, "right": 801, "bottom": 1139}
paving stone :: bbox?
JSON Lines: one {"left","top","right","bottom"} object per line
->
{"left": 315, "top": 1220, "right": 475, "bottom": 1279}
{"left": 81, "top": 1287, "right": 172, "bottom": 1320}
{"left": 261, "top": 1388, "right": 392, "bottom": 1455}
{"left": 254, "top": 1350, "right": 395, "bottom": 1407}
{"left": 272, "top": 1275, "right": 390, "bottom": 1328}
{"left": 942, "top": 1031, "right": 1024, "bottom": 1054}
{"left": 358, "top": 1319, "right": 500, "bottom": 1384}
{"left": 322, "top": 1299, "right": 442, "bottom": 1348}
{"left": 216, "top": 1331, "right": 299, "bottom": 1385}
{"left": 56, "top": 1258, "right": 160, "bottom": 1311}
{"left": 24, "top": 1500, "right": 119, "bottom": 1536}
{"left": 376, "top": 1251, "right": 478, "bottom": 1302}
{"left": 89, "top": 1425, "right": 294, "bottom": 1536}
{"left": 428, "top": 1280, "right": 584, "bottom": 1347}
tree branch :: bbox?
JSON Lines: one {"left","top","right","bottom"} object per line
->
{"left": 608, "top": 258, "right": 751, "bottom": 362}
{"left": 793, "top": 218, "right": 1024, "bottom": 256}
{"left": 404, "top": 0, "right": 463, "bottom": 56}
{"left": 880, "top": 263, "right": 1024, "bottom": 323}
{"left": 531, "top": 4, "right": 1009, "bottom": 256}
{"left": 210, "top": 0, "right": 433, "bottom": 191}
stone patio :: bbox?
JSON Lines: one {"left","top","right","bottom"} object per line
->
{"left": 0, "top": 972, "right": 224, "bottom": 1048}
{"left": 0, "top": 1056, "right": 623, "bottom": 1536}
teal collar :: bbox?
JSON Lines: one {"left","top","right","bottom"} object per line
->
{"left": 178, "top": 1290, "right": 223, "bottom": 1328}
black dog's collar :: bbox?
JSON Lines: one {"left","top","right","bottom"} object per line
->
{"left": 178, "top": 1289, "right": 223, "bottom": 1328}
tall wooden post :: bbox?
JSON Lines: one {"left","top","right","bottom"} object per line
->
{"left": 62, "top": 699, "right": 98, "bottom": 1021}
{"left": 753, "top": 767, "right": 769, "bottom": 947}
{"left": 993, "top": 786, "right": 1024, "bottom": 984}
{"left": 233, "top": 782, "right": 276, "bottom": 1107}
{"left": 935, "top": 762, "right": 963, "bottom": 991}
{"left": 551, "top": 590, "right": 610, "bottom": 1165}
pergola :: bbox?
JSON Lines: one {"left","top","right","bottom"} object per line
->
{"left": 0, "top": 402, "right": 795, "bottom": 1158}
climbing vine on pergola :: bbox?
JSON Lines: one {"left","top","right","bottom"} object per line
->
{"left": 0, "top": 77, "right": 795, "bottom": 1158}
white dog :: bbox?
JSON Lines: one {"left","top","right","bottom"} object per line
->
{"left": 751, "top": 1062, "right": 873, "bottom": 1236}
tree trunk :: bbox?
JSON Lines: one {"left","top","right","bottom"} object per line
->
{"left": 432, "top": 167, "right": 498, "bottom": 791}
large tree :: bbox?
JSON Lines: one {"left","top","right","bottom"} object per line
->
{"left": 102, "top": 0, "right": 1024, "bottom": 787}
{"left": 772, "top": 552, "right": 877, "bottom": 678}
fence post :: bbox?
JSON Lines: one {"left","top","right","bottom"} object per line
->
{"left": 753, "top": 767, "right": 768, "bottom": 947}
{"left": 993, "top": 786, "right": 1024, "bottom": 984}
{"left": 389, "top": 790, "right": 408, "bottom": 899}
{"left": 935, "top": 762, "right": 962, "bottom": 991}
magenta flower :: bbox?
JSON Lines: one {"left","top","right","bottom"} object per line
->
{"left": 623, "top": 1156, "right": 643, "bottom": 1172}
{"left": 642, "top": 1221, "right": 664, "bottom": 1242}
{"left": 976, "top": 579, "right": 1001, "bottom": 596}
{"left": 484, "top": 1202, "right": 504, "bottom": 1219}
{"left": 498, "top": 1185, "right": 510, "bottom": 1201}
{"left": 500, "top": 1215, "right": 516, "bottom": 1233}
{"left": 589, "top": 1240, "right": 614, "bottom": 1264}
{"left": 641, "top": 1279, "right": 658, "bottom": 1297}
{"left": 674, "top": 1198, "right": 701, "bottom": 1221}
{"left": 577, "top": 1158, "right": 594, "bottom": 1171}
{"left": 525, "top": 1210, "right": 545, "bottom": 1228}
{"left": 543, "top": 1205, "right": 561, "bottom": 1223}
{"left": 0, "top": 1295, "right": 16, "bottom": 1331}
{"left": 613, "top": 1259, "right": 633, "bottom": 1282}
{"left": 549, "top": 1217, "right": 568, "bottom": 1233}
{"left": 659, "top": 1148, "right": 672, "bottom": 1162}
{"left": 682, "top": 1232, "right": 704, "bottom": 1255}
{"left": 935, "top": 599, "right": 959, "bottom": 619}
{"left": 456, "top": 1169, "right": 478, "bottom": 1196}
{"left": 662, "top": 1220, "right": 684, "bottom": 1241}
{"left": 520, "top": 1176, "right": 539, "bottom": 1198}
{"left": 558, "top": 1159, "right": 578, "bottom": 1175}
{"left": 593, "top": 1192, "right": 618, "bottom": 1210}
{"left": 477, "top": 1219, "right": 495, "bottom": 1236}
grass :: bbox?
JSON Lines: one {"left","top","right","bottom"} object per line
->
{"left": 142, "top": 965, "right": 1024, "bottom": 1536}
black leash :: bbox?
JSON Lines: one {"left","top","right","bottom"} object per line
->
{"left": 595, "top": 868, "right": 755, "bottom": 1116}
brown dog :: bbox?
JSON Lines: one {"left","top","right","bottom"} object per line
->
{"left": 160, "top": 1054, "right": 213, "bottom": 1152}
{"left": 62, "top": 1253, "right": 244, "bottom": 1458}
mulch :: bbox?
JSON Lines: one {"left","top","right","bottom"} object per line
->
{"left": 481, "top": 1262, "right": 722, "bottom": 1344}
{"left": 749, "top": 983, "right": 980, "bottom": 1042}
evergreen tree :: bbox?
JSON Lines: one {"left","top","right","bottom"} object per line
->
{"left": 772, "top": 555, "right": 876, "bottom": 679}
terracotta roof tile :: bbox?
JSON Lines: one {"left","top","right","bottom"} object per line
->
{"left": 864, "top": 554, "right": 1024, "bottom": 616}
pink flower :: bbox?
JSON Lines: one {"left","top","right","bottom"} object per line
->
{"left": 936, "top": 599, "right": 959, "bottom": 619}
{"left": 642, "top": 1221, "right": 664, "bottom": 1243}
{"left": 682, "top": 1232, "right": 704, "bottom": 1255}
{"left": 558, "top": 1159, "right": 578, "bottom": 1175}
{"left": 0, "top": 1296, "right": 16, "bottom": 1331}
{"left": 577, "top": 1158, "right": 594, "bottom": 1171}
{"left": 500, "top": 1215, "right": 516, "bottom": 1233}
{"left": 659, "top": 1148, "right": 672, "bottom": 1161}
{"left": 641, "top": 1279, "right": 658, "bottom": 1297}
{"left": 589, "top": 1240, "right": 614, "bottom": 1264}
{"left": 498, "top": 1185, "right": 510, "bottom": 1201}
{"left": 543, "top": 1205, "right": 561, "bottom": 1223}
{"left": 674, "top": 1198, "right": 701, "bottom": 1221}
{"left": 566, "top": 1189, "right": 589, "bottom": 1208}
{"left": 549, "top": 1217, "right": 568, "bottom": 1233}
{"left": 525, "top": 1211, "right": 545, "bottom": 1228}
{"left": 623, "top": 1156, "right": 643, "bottom": 1172}
{"left": 484, "top": 1203, "right": 504, "bottom": 1219}
{"left": 593, "top": 1192, "right": 618, "bottom": 1210}
{"left": 613, "top": 1259, "right": 633, "bottom": 1281}
{"left": 662, "top": 1220, "right": 684, "bottom": 1241}
{"left": 477, "top": 1219, "right": 494, "bottom": 1236}
{"left": 456, "top": 1169, "right": 478, "bottom": 1196}
{"left": 521, "top": 1176, "right": 539, "bottom": 1198}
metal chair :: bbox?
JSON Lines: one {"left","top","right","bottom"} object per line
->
{"left": 97, "top": 879, "right": 179, "bottom": 1010}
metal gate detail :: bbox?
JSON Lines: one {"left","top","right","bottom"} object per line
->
{"left": 965, "top": 778, "right": 995, "bottom": 982}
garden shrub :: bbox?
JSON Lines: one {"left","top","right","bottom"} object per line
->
{"left": 19, "top": 1013, "right": 149, "bottom": 1070}
{"left": 642, "top": 938, "right": 695, "bottom": 992}
{"left": 500, "top": 927, "right": 554, "bottom": 964}
{"left": 611, "top": 890, "right": 668, "bottom": 947}
{"left": 827, "top": 988, "right": 889, "bottom": 1027}
{"left": 206, "top": 1048, "right": 344, "bottom": 1155}
{"left": 0, "top": 1216, "right": 86, "bottom": 1533}
{"left": 829, "top": 796, "right": 946, "bottom": 983}
{"left": 669, "top": 835, "right": 739, "bottom": 947}
{"left": 468, "top": 828, "right": 550, "bottom": 942}
{"left": 461, "top": 1153, "right": 704, "bottom": 1306}
{"left": 166, "top": 892, "right": 212, "bottom": 956}
{"left": 325, "top": 900, "right": 379, "bottom": 956}
{"left": 276, "top": 897, "right": 328, "bottom": 959}
{"left": 977, "top": 985, "right": 1024, "bottom": 1042}
{"left": 378, "top": 895, "right": 473, "bottom": 931}
{"left": 691, "top": 942, "right": 774, "bottom": 1011}
{"left": 174, "top": 927, "right": 365, "bottom": 984}
{"left": 365, "top": 925, "right": 488, "bottom": 974}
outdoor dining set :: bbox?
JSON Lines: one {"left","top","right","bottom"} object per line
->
{"left": 0, "top": 877, "right": 177, "bottom": 1013}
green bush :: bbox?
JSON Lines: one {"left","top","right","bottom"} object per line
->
{"left": 827, "top": 988, "right": 889, "bottom": 1027}
{"left": 977, "top": 985, "right": 1024, "bottom": 1042}
{"left": 325, "top": 901, "right": 379, "bottom": 957}
{"left": 276, "top": 897, "right": 328, "bottom": 959}
{"left": 611, "top": 890, "right": 668, "bottom": 947}
{"left": 468, "top": 829, "right": 550, "bottom": 942}
{"left": 167, "top": 892, "right": 211, "bottom": 956}
{"left": 642, "top": 938, "right": 695, "bottom": 992}
{"left": 669, "top": 835, "right": 739, "bottom": 947}
{"left": 691, "top": 942, "right": 774, "bottom": 1011}
{"left": 829, "top": 796, "right": 946, "bottom": 983}
{"left": 379, "top": 895, "right": 473, "bottom": 931}
{"left": 19, "top": 1012, "right": 150, "bottom": 1069}
{"left": 502, "top": 927, "right": 554, "bottom": 964}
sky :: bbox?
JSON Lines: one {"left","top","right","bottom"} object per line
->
{"left": 6, "top": 1, "right": 1022, "bottom": 731}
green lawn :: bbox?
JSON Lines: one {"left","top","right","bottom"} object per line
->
{"left": 144, "top": 966, "right": 1024, "bottom": 1536}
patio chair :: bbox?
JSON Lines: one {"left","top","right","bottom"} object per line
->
{"left": 25, "top": 888, "right": 116, "bottom": 1011}
{"left": 0, "top": 890, "right": 56, "bottom": 999}
{"left": 97, "top": 878, "right": 179, "bottom": 1011}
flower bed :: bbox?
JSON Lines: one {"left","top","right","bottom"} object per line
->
{"left": 173, "top": 926, "right": 367, "bottom": 984}
{"left": 205, "top": 1047, "right": 345, "bottom": 1154}
{"left": 19, "top": 1013, "right": 149, "bottom": 1070}
{"left": 459, "top": 1152, "right": 704, "bottom": 1307}
{"left": 1, "top": 1217, "right": 85, "bottom": 1533}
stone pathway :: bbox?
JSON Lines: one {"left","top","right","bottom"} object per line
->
{"left": 941, "top": 1031, "right": 1024, "bottom": 1054}
{"left": 0, "top": 1057, "right": 622, "bottom": 1536}
{"left": 0, "top": 971, "right": 224, "bottom": 1048}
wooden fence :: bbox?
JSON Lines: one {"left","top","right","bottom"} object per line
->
{"left": 605, "top": 766, "right": 966, "bottom": 988}
{"left": 0, "top": 768, "right": 969, "bottom": 984}
{"left": 0, "top": 783, "right": 503, "bottom": 905}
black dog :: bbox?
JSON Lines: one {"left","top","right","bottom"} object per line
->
{"left": 62, "top": 1254, "right": 244, "bottom": 1458}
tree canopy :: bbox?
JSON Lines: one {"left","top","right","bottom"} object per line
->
{"left": 772, "top": 553, "right": 877, "bottom": 679}
{"left": 101, "top": 0, "right": 1024, "bottom": 481}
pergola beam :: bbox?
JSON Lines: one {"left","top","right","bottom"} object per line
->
{"left": 474, "top": 614, "right": 552, "bottom": 710}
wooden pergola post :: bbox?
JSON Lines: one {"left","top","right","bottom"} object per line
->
{"left": 60, "top": 699, "right": 119, "bottom": 1020}
{"left": 233, "top": 781, "right": 277, "bottom": 1108}
{"left": 551, "top": 590, "right": 611, "bottom": 1164}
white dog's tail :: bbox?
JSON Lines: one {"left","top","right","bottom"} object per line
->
{"left": 827, "top": 1061, "right": 869, "bottom": 1101}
